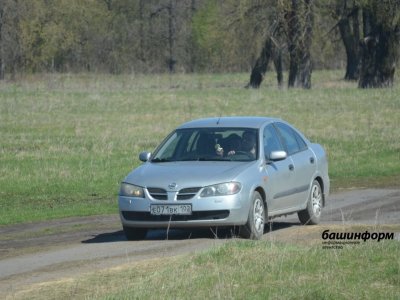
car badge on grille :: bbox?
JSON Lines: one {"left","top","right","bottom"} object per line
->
{"left": 168, "top": 182, "right": 178, "bottom": 189}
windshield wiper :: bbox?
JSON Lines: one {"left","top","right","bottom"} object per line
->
{"left": 151, "top": 158, "right": 172, "bottom": 163}
{"left": 154, "top": 157, "right": 231, "bottom": 162}
{"left": 180, "top": 158, "right": 199, "bottom": 161}
{"left": 193, "top": 157, "right": 230, "bottom": 161}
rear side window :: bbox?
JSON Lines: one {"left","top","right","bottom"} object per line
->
{"left": 275, "top": 123, "right": 307, "bottom": 155}
{"left": 294, "top": 130, "right": 307, "bottom": 151}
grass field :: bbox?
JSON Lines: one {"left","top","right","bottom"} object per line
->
{"left": 0, "top": 71, "right": 399, "bottom": 225}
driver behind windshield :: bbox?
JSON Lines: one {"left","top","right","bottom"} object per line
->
{"left": 224, "top": 131, "right": 256, "bottom": 157}
{"left": 194, "top": 129, "right": 258, "bottom": 160}
{"left": 241, "top": 131, "right": 256, "bottom": 157}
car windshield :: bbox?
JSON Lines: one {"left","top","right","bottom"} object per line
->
{"left": 151, "top": 128, "right": 259, "bottom": 162}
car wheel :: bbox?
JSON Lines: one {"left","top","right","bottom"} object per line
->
{"left": 298, "top": 180, "right": 322, "bottom": 225}
{"left": 239, "top": 191, "right": 265, "bottom": 240}
{"left": 123, "top": 226, "right": 147, "bottom": 240}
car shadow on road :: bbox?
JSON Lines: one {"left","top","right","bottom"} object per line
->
{"left": 267, "top": 220, "right": 300, "bottom": 232}
{"left": 81, "top": 228, "right": 236, "bottom": 243}
{"left": 82, "top": 230, "right": 126, "bottom": 243}
{"left": 82, "top": 221, "right": 299, "bottom": 244}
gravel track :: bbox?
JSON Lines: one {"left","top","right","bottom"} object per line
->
{"left": 1, "top": 188, "right": 399, "bottom": 297}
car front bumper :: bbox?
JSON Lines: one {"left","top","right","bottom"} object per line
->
{"left": 118, "top": 193, "right": 249, "bottom": 228}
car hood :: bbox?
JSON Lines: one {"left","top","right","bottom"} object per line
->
{"left": 124, "top": 161, "right": 255, "bottom": 191}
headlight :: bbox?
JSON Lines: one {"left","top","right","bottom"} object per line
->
{"left": 200, "top": 182, "right": 242, "bottom": 197}
{"left": 119, "top": 183, "right": 144, "bottom": 198}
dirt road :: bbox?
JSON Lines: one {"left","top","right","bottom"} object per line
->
{"left": 1, "top": 188, "right": 399, "bottom": 297}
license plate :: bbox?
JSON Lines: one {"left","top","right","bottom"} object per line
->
{"left": 150, "top": 204, "right": 192, "bottom": 215}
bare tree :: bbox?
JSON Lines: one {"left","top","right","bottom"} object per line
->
{"left": 0, "top": 0, "right": 21, "bottom": 80}
{"left": 358, "top": 1, "right": 400, "bottom": 88}
{"left": 248, "top": 0, "right": 314, "bottom": 89}
{"left": 285, "top": 0, "right": 314, "bottom": 89}
{"left": 0, "top": 3, "right": 4, "bottom": 80}
{"left": 334, "top": 0, "right": 361, "bottom": 80}
{"left": 247, "top": 22, "right": 283, "bottom": 88}
{"left": 150, "top": 0, "right": 177, "bottom": 73}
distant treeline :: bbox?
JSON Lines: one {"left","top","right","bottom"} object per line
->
{"left": 0, "top": 0, "right": 397, "bottom": 79}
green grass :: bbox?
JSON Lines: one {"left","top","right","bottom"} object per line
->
{"left": 1, "top": 71, "right": 399, "bottom": 225}
{"left": 11, "top": 237, "right": 400, "bottom": 299}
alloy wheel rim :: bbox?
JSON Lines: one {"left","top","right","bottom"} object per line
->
{"left": 253, "top": 198, "right": 264, "bottom": 233}
{"left": 311, "top": 184, "right": 322, "bottom": 217}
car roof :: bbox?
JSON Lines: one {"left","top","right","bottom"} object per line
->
{"left": 178, "top": 116, "right": 279, "bottom": 129}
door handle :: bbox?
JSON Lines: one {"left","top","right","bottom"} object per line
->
{"left": 289, "top": 164, "right": 294, "bottom": 171}
{"left": 310, "top": 157, "right": 315, "bottom": 164}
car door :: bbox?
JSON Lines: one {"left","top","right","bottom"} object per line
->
{"left": 274, "top": 122, "right": 317, "bottom": 207}
{"left": 262, "top": 124, "right": 298, "bottom": 212}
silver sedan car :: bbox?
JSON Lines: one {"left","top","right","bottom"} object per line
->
{"left": 118, "top": 117, "right": 329, "bottom": 240}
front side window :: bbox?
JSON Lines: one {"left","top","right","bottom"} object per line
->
{"left": 263, "top": 124, "right": 284, "bottom": 159}
{"left": 151, "top": 128, "right": 258, "bottom": 162}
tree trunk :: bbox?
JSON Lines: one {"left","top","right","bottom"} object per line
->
{"left": 334, "top": 1, "right": 361, "bottom": 80}
{"left": 187, "top": 0, "right": 197, "bottom": 72}
{"left": 358, "top": 7, "right": 399, "bottom": 88}
{"left": 336, "top": 1, "right": 360, "bottom": 81}
{"left": 248, "top": 37, "right": 272, "bottom": 88}
{"left": 286, "top": 0, "right": 313, "bottom": 89}
{"left": 273, "top": 48, "right": 283, "bottom": 88}
{"left": 138, "top": 0, "right": 146, "bottom": 64}
{"left": 359, "top": 31, "right": 397, "bottom": 88}
{"left": 247, "top": 23, "right": 283, "bottom": 89}
{"left": 0, "top": 5, "right": 4, "bottom": 80}
{"left": 339, "top": 18, "right": 360, "bottom": 80}
{"left": 0, "top": 59, "right": 4, "bottom": 80}
{"left": 167, "top": 0, "right": 177, "bottom": 73}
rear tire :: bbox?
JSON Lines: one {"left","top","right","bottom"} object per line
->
{"left": 239, "top": 191, "right": 265, "bottom": 240}
{"left": 298, "top": 180, "right": 322, "bottom": 225}
{"left": 123, "top": 226, "right": 147, "bottom": 240}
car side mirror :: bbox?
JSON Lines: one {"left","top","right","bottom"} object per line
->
{"left": 268, "top": 151, "right": 287, "bottom": 162}
{"left": 139, "top": 151, "right": 151, "bottom": 162}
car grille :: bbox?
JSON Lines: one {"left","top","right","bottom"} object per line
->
{"left": 122, "top": 210, "right": 230, "bottom": 221}
{"left": 147, "top": 188, "right": 168, "bottom": 200}
{"left": 177, "top": 187, "right": 201, "bottom": 200}
{"left": 147, "top": 187, "right": 201, "bottom": 201}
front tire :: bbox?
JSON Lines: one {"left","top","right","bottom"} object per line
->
{"left": 239, "top": 191, "right": 265, "bottom": 240}
{"left": 298, "top": 180, "right": 323, "bottom": 225}
{"left": 123, "top": 226, "right": 147, "bottom": 241}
